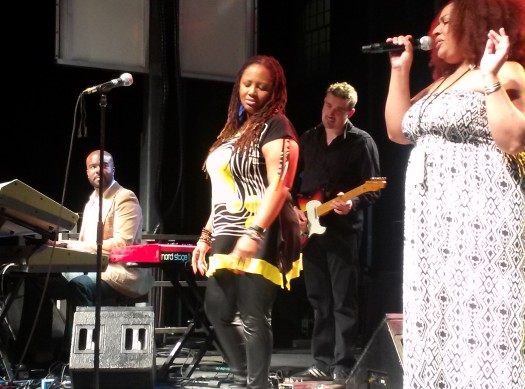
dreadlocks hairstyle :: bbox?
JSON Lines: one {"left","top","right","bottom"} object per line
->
{"left": 428, "top": 0, "right": 525, "bottom": 80}
{"left": 203, "top": 55, "right": 287, "bottom": 170}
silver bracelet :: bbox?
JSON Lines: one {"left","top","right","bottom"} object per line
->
{"left": 484, "top": 81, "right": 501, "bottom": 95}
{"left": 244, "top": 228, "right": 263, "bottom": 243}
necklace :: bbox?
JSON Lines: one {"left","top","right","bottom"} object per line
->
{"left": 417, "top": 64, "right": 475, "bottom": 127}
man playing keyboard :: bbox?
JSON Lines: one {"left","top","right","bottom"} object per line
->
{"left": 13, "top": 150, "right": 153, "bottom": 367}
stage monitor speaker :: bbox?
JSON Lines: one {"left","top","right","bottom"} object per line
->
{"left": 346, "top": 313, "right": 403, "bottom": 389}
{"left": 69, "top": 306, "right": 155, "bottom": 389}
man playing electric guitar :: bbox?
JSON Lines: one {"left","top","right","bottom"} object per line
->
{"left": 291, "top": 82, "right": 382, "bottom": 384}
{"left": 297, "top": 178, "right": 386, "bottom": 246}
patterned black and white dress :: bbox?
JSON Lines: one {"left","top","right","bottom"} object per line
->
{"left": 401, "top": 90, "right": 525, "bottom": 388}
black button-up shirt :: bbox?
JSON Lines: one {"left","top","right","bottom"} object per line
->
{"left": 293, "top": 121, "right": 381, "bottom": 239}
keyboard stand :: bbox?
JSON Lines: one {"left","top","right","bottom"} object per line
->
{"left": 156, "top": 265, "right": 222, "bottom": 382}
{"left": 0, "top": 277, "right": 23, "bottom": 382}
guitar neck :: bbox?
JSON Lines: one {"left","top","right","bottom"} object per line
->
{"left": 316, "top": 186, "right": 369, "bottom": 217}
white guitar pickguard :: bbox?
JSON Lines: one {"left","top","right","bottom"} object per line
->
{"left": 305, "top": 199, "right": 326, "bottom": 237}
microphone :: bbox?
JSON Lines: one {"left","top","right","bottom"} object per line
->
{"left": 362, "top": 36, "right": 433, "bottom": 54}
{"left": 82, "top": 73, "right": 133, "bottom": 94}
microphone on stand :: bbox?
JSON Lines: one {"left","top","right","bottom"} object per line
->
{"left": 362, "top": 36, "right": 433, "bottom": 54}
{"left": 82, "top": 73, "right": 134, "bottom": 94}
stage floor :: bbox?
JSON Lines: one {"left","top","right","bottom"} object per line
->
{"left": 155, "top": 345, "right": 318, "bottom": 388}
{"left": 4, "top": 334, "right": 368, "bottom": 388}
{"left": 4, "top": 345, "right": 324, "bottom": 389}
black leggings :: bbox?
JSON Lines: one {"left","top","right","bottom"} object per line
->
{"left": 204, "top": 269, "right": 279, "bottom": 389}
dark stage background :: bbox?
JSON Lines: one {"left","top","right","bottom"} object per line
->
{"left": 2, "top": 0, "right": 443, "bottom": 347}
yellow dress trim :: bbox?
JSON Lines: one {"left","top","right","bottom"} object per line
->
{"left": 206, "top": 253, "right": 303, "bottom": 290}
{"left": 282, "top": 253, "right": 303, "bottom": 290}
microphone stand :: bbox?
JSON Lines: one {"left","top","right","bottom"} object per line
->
{"left": 94, "top": 93, "right": 108, "bottom": 389}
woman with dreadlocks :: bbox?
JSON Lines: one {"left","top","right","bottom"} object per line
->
{"left": 191, "top": 55, "right": 301, "bottom": 389}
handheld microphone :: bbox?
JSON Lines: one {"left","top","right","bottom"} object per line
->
{"left": 362, "top": 36, "right": 433, "bottom": 54}
{"left": 82, "top": 73, "right": 134, "bottom": 94}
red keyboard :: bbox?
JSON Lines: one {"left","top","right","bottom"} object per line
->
{"left": 109, "top": 243, "right": 195, "bottom": 264}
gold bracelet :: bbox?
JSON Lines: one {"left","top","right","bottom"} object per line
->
{"left": 484, "top": 81, "right": 501, "bottom": 95}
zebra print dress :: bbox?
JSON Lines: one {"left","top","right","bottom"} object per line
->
{"left": 205, "top": 114, "right": 301, "bottom": 289}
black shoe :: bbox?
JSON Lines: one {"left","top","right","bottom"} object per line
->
{"left": 226, "top": 373, "right": 247, "bottom": 388}
{"left": 290, "top": 366, "right": 331, "bottom": 381}
{"left": 21, "top": 350, "right": 55, "bottom": 370}
{"left": 332, "top": 367, "right": 351, "bottom": 385}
